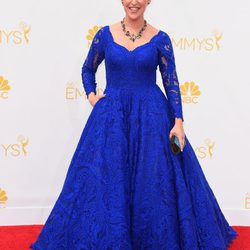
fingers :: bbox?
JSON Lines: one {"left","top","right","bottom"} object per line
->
{"left": 169, "top": 131, "right": 173, "bottom": 140}
{"left": 93, "top": 93, "right": 106, "bottom": 106}
{"left": 175, "top": 135, "right": 184, "bottom": 152}
{"left": 180, "top": 136, "right": 186, "bottom": 152}
{"left": 97, "top": 94, "right": 106, "bottom": 99}
{"left": 97, "top": 93, "right": 106, "bottom": 100}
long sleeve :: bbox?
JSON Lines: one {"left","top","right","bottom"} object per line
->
{"left": 81, "top": 27, "right": 105, "bottom": 99}
{"left": 157, "top": 32, "right": 184, "bottom": 122}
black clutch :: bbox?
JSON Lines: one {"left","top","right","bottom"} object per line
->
{"left": 170, "top": 134, "right": 185, "bottom": 154}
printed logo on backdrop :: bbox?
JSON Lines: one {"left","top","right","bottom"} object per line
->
{"left": 180, "top": 81, "right": 201, "bottom": 104}
{"left": 0, "top": 75, "right": 11, "bottom": 99}
{"left": 85, "top": 25, "right": 103, "bottom": 47}
{"left": 195, "top": 138, "right": 215, "bottom": 159}
{"left": 1, "top": 135, "right": 29, "bottom": 157}
{"left": 0, "top": 21, "right": 31, "bottom": 45}
{"left": 66, "top": 25, "right": 104, "bottom": 100}
{"left": 171, "top": 29, "right": 223, "bottom": 51}
{"left": 65, "top": 81, "right": 105, "bottom": 100}
{"left": 179, "top": 82, "right": 212, "bottom": 160}
{"left": 245, "top": 193, "right": 250, "bottom": 209}
{"left": 0, "top": 188, "right": 8, "bottom": 209}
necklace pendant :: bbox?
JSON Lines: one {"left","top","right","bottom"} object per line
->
{"left": 130, "top": 35, "right": 136, "bottom": 42}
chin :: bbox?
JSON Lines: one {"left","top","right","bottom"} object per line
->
{"left": 126, "top": 14, "right": 142, "bottom": 20}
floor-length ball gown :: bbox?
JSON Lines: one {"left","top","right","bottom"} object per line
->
{"left": 29, "top": 25, "right": 238, "bottom": 250}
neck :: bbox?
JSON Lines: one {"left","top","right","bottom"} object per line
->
{"left": 123, "top": 16, "right": 145, "bottom": 32}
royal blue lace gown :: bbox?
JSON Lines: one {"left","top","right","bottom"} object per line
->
{"left": 29, "top": 25, "right": 238, "bottom": 250}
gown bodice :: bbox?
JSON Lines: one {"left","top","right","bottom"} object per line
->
{"left": 81, "top": 25, "right": 184, "bottom": 121}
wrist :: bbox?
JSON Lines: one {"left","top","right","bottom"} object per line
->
{"left": 175, "top": 117, "right": 183, "bottom": 122}
{"left": 175, "top": 117, "right": 184, "bottom": 125}
{"left": 88, "top": 92, "right": 95, "bottom": 99}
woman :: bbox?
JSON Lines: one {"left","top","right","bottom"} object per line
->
{"left": 30, "top": 0, "right": 238, "bottom": 249}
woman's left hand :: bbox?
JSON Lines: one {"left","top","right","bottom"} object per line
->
{"left": 169, "top": 118, "right": 186, "bottom": 152}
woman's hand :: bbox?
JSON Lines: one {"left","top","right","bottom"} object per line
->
{"left": 88, "top": 92, "right": 106, "bottom": 107}
{"left": 169, "top": 118, "right": 186, "bottom": 152}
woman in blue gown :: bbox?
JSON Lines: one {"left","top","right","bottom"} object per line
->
{"left": 30, "top": 1, "right": 238, "bottom": 249}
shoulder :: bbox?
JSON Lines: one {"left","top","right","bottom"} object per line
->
{"left": 155, "top": 29, "right": 174, "bottom": 53}
{"left": 156, "top": 29, "right": 171, "bottom": 44}
{"left": 94, "top": 25, "right": 108, "bottom": 37}
{"left": 144, "top": 23, "right": 170, "bottom": 41}
{"left": 91, "top": 25, "right": 109, "bottom": 46}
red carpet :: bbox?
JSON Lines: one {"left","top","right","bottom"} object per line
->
{"left": 0, "top": 225, "right": 249, "bottom": 249}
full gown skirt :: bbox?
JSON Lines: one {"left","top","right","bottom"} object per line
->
{"left": 29, "top": 25, "right": 238, "bottom": 249}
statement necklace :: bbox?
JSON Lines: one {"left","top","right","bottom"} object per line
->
{"left": 120, "top": 18, "right": 147, "bottom": 42}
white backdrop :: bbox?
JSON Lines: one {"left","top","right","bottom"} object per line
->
{"left": 0, "top": 0, "right": 249, "bottom": 226}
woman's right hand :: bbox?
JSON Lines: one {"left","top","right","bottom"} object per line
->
{"left": 88, "top": 92, "right": 106, "bottom": 107}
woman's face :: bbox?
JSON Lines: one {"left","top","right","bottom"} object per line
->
{"left": 122, "top": 0, "right": 150, "bottom": 19}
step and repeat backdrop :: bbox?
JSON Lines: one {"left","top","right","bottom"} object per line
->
{"left": 0, "top": 0, "right": 249, "bottom": 225}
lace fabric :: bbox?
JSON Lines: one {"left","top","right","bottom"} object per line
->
{"left": 157, "top": 32, "right": 184, "bottom": 121}
{"left": 81, "top": 27, "right": 106, "bottom": 98}
{"left": 29, "top": 25, "right": 238, "bottom": 249}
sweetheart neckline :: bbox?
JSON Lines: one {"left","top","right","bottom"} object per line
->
{"left": 107, "top": 25, "right": 162, "bottom": 53}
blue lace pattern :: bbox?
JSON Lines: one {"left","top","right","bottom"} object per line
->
{"left": 29, "top": 25, "right": 238, "bottom": 249}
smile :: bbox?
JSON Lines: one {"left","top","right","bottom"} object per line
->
{"left": 129, "top": 7, "right": 140, "bottom": 12}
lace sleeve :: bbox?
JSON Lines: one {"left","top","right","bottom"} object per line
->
{"left": 81, "top": 27, "right": 105, "bottom": 99}
{"left": 157, "top": 32, "right": 184, "bottom": 122}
